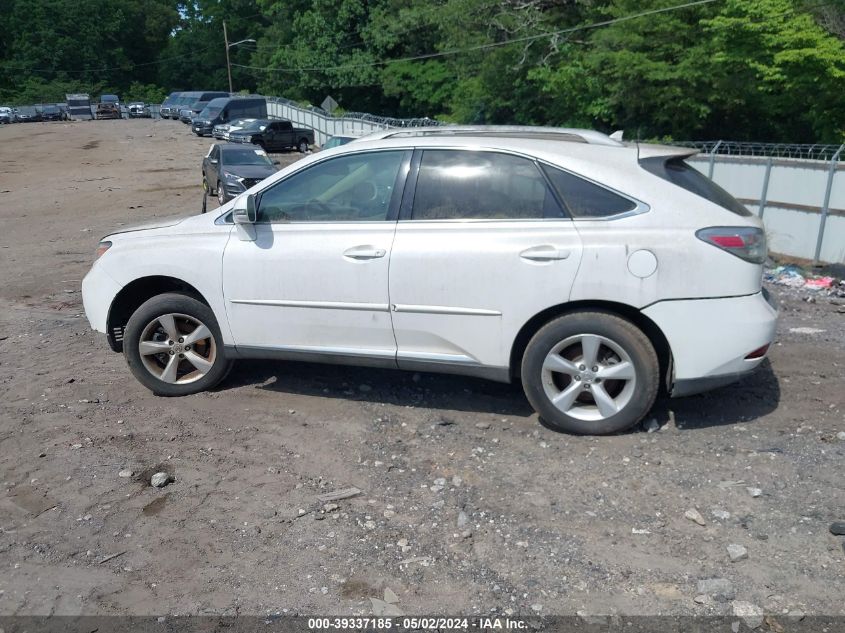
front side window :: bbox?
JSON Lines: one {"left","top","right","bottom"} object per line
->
{"left": 411, "top": 150, "right": 563, "bottom": 220}
{"left": 257, "top": 150, "right": 407, "bottom": 222}
{"left": 542, "top": 165, "right": 637, "bottom": 218}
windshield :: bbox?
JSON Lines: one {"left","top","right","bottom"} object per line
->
{"left": 239, "top": 120, "right": 269, "bottom": 131}
{"left": 102, "top": 95, "right": 118, "bottom": 103}
{"left": 222, "top": 148, "right": 274, "bottom": 166}
{"left": 229, "top": 118, "right": 257, "bottom": 128}
{"left": 67, "top": 99, "right": 88, "bottom": 107}
{"left": 199, "top": 106, "right": 222, "bottom": 120}
{"left": 42, "top": 106, "right": 59, "bottom": 113}
{"left": 18, "top": 107, "right": 37, "bottom": 115}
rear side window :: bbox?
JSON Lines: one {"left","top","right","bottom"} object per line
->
{"left": 542, "top": 165, "right": 637, "bottom": 218}
{"left": 641, "top": 157, "right": 751, "bottom": 216}
{"left": 412, "top": 150, "right": 564, "bottom": 220}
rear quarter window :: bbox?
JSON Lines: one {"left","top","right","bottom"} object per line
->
{"left": 541, "top": 165, "right": 637, "bottom": 218}
{"left": 641, "top": 157, "right": 751, "bottom": 216}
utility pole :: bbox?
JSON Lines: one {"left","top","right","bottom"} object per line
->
{"left": 224, "top": 21, "right": 233, "bottom": 94}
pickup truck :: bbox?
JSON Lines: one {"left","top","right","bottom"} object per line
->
{"left": 228, "top": 118, "right": 314, "bottom": 153}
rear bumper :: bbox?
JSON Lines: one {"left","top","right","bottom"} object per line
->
{"left": 671, "top": 371, "right": 756, "bottom": 397}
{"left": 642, "top": 291, "right": 778, "bottom": 397}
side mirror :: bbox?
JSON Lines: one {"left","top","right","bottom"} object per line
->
{"left": 233, "top": 193, "right": 257, "bottom": 224}
{"left": 210, "top": 158, "right": 218, "bottom": 165}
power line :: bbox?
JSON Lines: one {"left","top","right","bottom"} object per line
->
{"left": 233, "top": 0, "right": 720, "bottom": 74}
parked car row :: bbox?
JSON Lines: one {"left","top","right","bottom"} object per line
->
{"left": 0, "top": 104, "right": 70, "bottom": 123}
{"left": 159, "top": 91, "right": 229, "bottom": 122}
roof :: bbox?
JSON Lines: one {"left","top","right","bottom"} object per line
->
{"left": 217, "top": 143, "right": 266, "bottom": 150}
{"left": 361, "top": 125, "right": 624, "bottom": 147}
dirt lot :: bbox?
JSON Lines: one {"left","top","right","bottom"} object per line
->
{"left": 0, "top": 120, "right": 843, "bottom": 620}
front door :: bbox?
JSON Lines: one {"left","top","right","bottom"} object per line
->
{"left": 222, "top": 149, "right": 411, "bottom": 363}
{"left": 389, "top": 149, "right": 584, "bottom": 376}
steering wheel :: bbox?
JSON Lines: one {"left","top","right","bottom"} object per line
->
{"left": 307, "top": 198, "right": 333, "bottom": 218}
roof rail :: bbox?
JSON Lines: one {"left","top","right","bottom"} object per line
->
{"left": 363, "top": 125, "right": 623, "bottom": 147}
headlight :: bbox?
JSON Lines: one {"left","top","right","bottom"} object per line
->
{"left": 96, "top": 241, "right": 112, "bottom": 259}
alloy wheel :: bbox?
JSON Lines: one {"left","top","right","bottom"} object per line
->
{"left": 138, "top": 313, "right": 216, "bottom": 384}
{"left": 541, "top": 334, "right": 637, "bottom": 422}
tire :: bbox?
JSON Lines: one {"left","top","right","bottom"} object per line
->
{"left": 123, "top": 293, "right": 232, "bottom": 396}
{"left": 521, "top": 311, "right": 659, "bottom": 435}
{"left": 298, "top": 138, "right": 309, "bottom": 153}
{"left": 202, "top": 173, "right": 210, "bottom": 194}
{"left": 217, "top": 182, "right": 226, "bottom": 206}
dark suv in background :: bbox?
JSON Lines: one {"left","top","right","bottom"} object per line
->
{"left": 40, "top": 104, "right": 63, "bottom": 121}
{"left": 16, "top": 106, "right": 42, "bottom": 122}
{"left": 202, "top": 143, "right": 279, "bottom": 206}
{"left": 159, "top": 92, "right": 182, "bottom": 119}
{"left": 191, "top": 97, "right": 267, "bottom": 136}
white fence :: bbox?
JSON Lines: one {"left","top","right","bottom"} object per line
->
{"left": 686, "top": 143, "right": 845, "bottom": 264}
{"left": 265, "top": 97, "right": 440, "bottom": 146}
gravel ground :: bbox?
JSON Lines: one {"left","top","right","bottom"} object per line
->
{"left": 0, "top": 120, "right": 843, "bottom": 620}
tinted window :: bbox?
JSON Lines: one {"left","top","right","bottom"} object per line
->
{"left": 542, "top": 165, "right": 637, "bottom": 218}
{"left": 412, "top": 150, "right": 563, "bottom": 220}
{"left": 258, "top": 151, "right": 407, "bottom": 223}
{"left": 222, "top": 147, "right": 274, "bottom": 166}
{"left": 641, "top": 157, "right": 751, "bottom": 217}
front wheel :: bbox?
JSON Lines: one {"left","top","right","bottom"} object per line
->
{"left": 123, "top": 293, "right": 232, "bottom": 396}
{"left": 217, "top": 181, "right": 226, "bottom": 206}
{"left": 521, "top": 311, "right": 659, "bottom": 435}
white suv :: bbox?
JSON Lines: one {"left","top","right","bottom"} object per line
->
{"left": 82, "top": 127, "right": 777, "bottom": 434}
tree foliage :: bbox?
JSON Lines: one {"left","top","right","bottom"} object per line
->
{"left": 0, "top": 0, "right": 843, "bottom": 142}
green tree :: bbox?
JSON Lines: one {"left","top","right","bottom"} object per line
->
{"left": 704, "top": 0, "right": 845, "bottom": 141}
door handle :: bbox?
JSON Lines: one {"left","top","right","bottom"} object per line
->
{"left": 343, "top": 246, "right": 387, "bottom": 260}
{"left": 519, "top": 245, "right": 571, "bottom": 261}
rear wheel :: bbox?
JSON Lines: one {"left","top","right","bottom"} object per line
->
{"left": 123, "top": 293, "right": 232, "bottom": 396}
{"left": 298, "top": 138, "right": 309, "bottom": 153}
{"left": 521, "top": 311, "right": 659, "bottom": 435}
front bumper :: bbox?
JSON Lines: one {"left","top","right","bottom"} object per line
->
{"left": 81, "top": 263, "right": 124, "bottom": 334}
{"left": 642, "top": 291, "right": 778, "bottom": 397}
{"left": 219, "top": 180, "right": 246, "bottom": 201}
{"left": 193, "top": 122, "right": 213, "bottom": 136}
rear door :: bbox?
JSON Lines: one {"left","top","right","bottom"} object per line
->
{"left": 388, "top": 148, "right": 584, "bottom": 375}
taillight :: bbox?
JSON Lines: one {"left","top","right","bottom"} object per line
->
{"left": 95, "top": 241, "right": 112, "bottom": 259}
{"left": 745, "top": 343, "right": 770, "bottom": 359}
{"left": 696, "top": 227, "right": 766, "bottom": 264}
